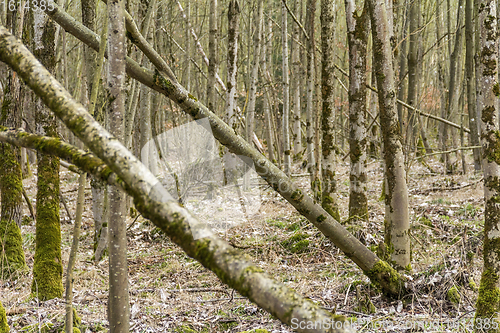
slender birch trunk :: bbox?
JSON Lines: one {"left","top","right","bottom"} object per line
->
{"left": 320, "top": 0, "right": 340, "bottom": 221}
{"left": 368, "top": 0, "right": 411, "bottom": 270}
{"left": 106, "top": 0, "right": 129, "bottom": 330}
{"left": 475, "top": 0, "right": 500, "bottom": 326}
{"left": 282, "top": 1, "right": 291, "bottom": 175}
{"left": 261, "top": 17, "right": 275, "bottom": 163}
{"left": 406, "top": 0, "right": 419, "bottom": 144}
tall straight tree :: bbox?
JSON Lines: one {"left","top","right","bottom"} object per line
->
{"left": 465, "top": 0, "right": 482, "bottom": 171}
{"left": 305, "top": 0, "right": 317, "bottom": 186}
{"left": 106, "top": 0, "right": 129, "bottom": 330}
{"left": 291, "top": 0, "right": 302, "bottom": 158}
{"left": 245, "top": 0, "right": 263, "bottom": 149}
{"left": 282, "top": 0, "right": 291, "bottom": 175}
{"left": 0, "top": 9, "right": 26, "bottom": 278}
{"left": 320, "top": 0, "right": 341, "bottom": 221}
{"left": 31, "top": 9, "right": 63, "bottom": 300}
{"left": 345, "top": 0, "right": 369, "bottom": 222}
{"left": 475, "top": 0, "right": 500, "bottom": 325}
{"left": 368, "top": 0, "right": 411, "bottom": 270}
{"left": 207, "top": 0, "right": 218, "bottom": 113}
{"left": 226, "top": 0, "right": 239, "bottom": 131}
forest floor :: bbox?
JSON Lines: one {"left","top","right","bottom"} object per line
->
{"left": 1, "top": 152, "right": 487, "bottom": 332}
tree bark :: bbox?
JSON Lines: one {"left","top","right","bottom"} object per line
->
{"left": 320, "top": 0, "right": 340, "bottom": 221}
{"left": 368, "top": 0, "right": 411, "bottom": 270}
{"left": 346, "top": 0, "right": 369, "bottom": 223}
{"left": 305, "top": 0, "right": 316, "bottom": 186}
{"left": 0, "top": 11, "right": 26, "bottom": 279}
{"left": 291, "top": 0, "right": 302, "bottom": 158}
{"left": 32, "top": 9, "right": 63, "bottom": 300}
{"left": 225, "top": 0, "right": 239, "bottom": 132}
{"left": 106, "top": 0, "right": 129, "bottom": 330}
{"left": 282, "top": 1, "right": 291, "bottom": 175}
{"left": 207, "top": 0, "right": 218, "bottom": 113}
{"left": 465, "top": 0, "right": 482, "bottom": 171}
{"left": 475, "top": 0, "right": 500, "bottom": 327}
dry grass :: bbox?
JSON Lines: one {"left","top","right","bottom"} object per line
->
{"left": 1, "top": 153, "right": 487, "bottom": 332}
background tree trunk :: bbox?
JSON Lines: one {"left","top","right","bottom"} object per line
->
{"left": 106, "top": 0, "right": 130, "bottom": 330}
{"left": 368, "top": 0, "right": 411, "bottom": 270}
{"left": 282, "top": 0, "right": 291, "bottom": 175}
{"left": 346, "top": 0, "right": 369, "bottom": 224}
{"left": 320, "top": 0, "right": 341, "bottom": 221}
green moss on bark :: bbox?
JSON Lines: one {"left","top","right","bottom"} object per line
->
{"left": 365, "top": 260, "right": 406, "bottom": 299}
{"left": 32, "top": 154, "right": 63, "bottom": 300}
{"left": 0, "top": 300, "right": 8, "bottom": 333}
{"left": 476, "top": 268, "right": 500, "bottom": 321}
{"left": 0, "top": 219, "right": 27, "bottom": 278}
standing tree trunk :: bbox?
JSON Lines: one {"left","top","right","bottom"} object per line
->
{"left": 107, "top": 0, "right": 129, "bottom": 330}
{"left": 320, "top": 0, "right": 341, "bottom": 221}
{"left": 0, "top": 300, "right": 7, "bottom": 333}
{"left": 444, "top": 0, "right": 464, "bottom": 173}
{"left": 475, "top": 0, "right": 500, "bottom": 326}
{"left": 396, "top": 1, "right": 408, "bottom": 131}
{"left": 465, "top": 0, "right": 482, "bottom": 171}
{"left": 226, "top": 0, "right": 239, "bottom": 132}
{"left": 261, "top": 16, "right": 275, "bottom": 163}
{"left": 282, "top": 0, "right": 291, "bottom": 175}
{"left": 368, "top": 0, "right": 411, "bottom": 270}
{"left": 207, "top": 0, "right": 218, "bottom": 113}
{"left": 291, "top": 0, "right": 302, "bottom": 159}
{"left": 346, "top": 0, "right": 369, "bottom": 223}
{"left": 32, "top": 9, "right": 63, "bottom": 300}
{"left": 306, "top": 0, "right": 316, "bottom": 186}
{"left": 0, "top": 10, "right": 26, "bottom": 278}
{"left": 406, "top": 0, "right": 420, "bottom": 144}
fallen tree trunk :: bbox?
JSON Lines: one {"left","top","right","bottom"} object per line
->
{"left": 0, "top": 26, "right": 355, "bottom": 333}
{"left": 41, "top": 3, "right": 407, "bottom": 298}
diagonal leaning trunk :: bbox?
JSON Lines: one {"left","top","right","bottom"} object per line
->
{"left": 0, "top": 26, "right": 356, "bottom": 333}
{"left": 367, "top": 0, "right": 411, "bottom": 271}
{"left": 39, "top": 3, "right": 407, "bottom": 298}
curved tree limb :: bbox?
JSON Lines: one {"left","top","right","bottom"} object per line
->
{"left": 41, "top": 2, "right": 407, "bottom": 298}
{"left": 0, "top": 27, "right": 355, "bottom": 333}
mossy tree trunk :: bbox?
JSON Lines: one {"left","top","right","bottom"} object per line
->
{"left": 106, "top": 0, "right": 129, "bottom": 330}
{"left": 0, "top": 300, "right": 8, "bottom": 333}
{"left": 31, "top": 10, "right": 63, "bottom": 300}
{"left": 368, "top": 0, "right": 411, "bottom": 271}
{"left": 345, "top": 0, "right": 369, "bottom": 224}
{"left": 475, "top": 0, "right": 500, "bottom": 327}
{"left": 0, "top": 12, "right": 26, "bottom": 280}
{"left": 320, "top": 0, "right": 341, "bottom": 222}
